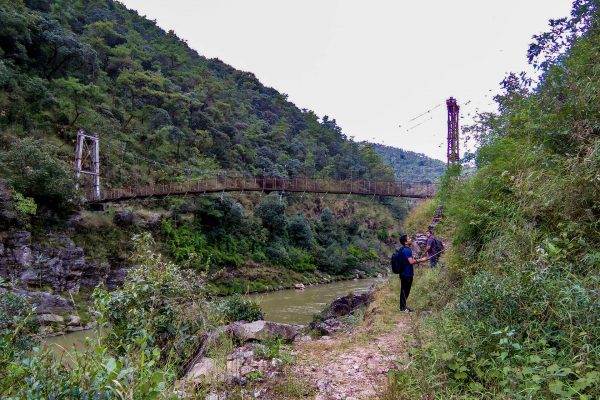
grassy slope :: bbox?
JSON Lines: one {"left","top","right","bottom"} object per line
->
{"left": 381, "top": 2, "right": 600, "bottom": 398}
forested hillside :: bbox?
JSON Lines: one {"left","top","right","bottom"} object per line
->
{"left": 387, "top": 1, "right": 600, "bottom": 398}
{"left": 0, "top": 0, "right": 393, "bottom": 213}
{"left": 372, "top": 143, "right": 446, "bottom": 182}
{"left": 0, "top": 0, "right": 410, "bottom": 294}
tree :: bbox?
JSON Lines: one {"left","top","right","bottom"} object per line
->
{"left": 255, "top": 193, "right": 287, "bottom": 236}
{"left": 0, "top": 137, "right": 79, "bottom": 211}
{"left": 288, "top": 213, "right": 313, "bottom": 249}
{"left": 52, "top": 77, "right": 101, "bottom": 127}
{"left": 0, "top": 0, "right": 39, "bottom": 62}
{"left": 39, "top": 19, "right": 98, "bottom": 80}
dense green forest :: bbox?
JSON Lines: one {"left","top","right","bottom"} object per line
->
{"left": 0, "top": 0, "right": 408, "bottom": 293}
{"left": 0, "top": 0, "right": 394, "bottom": 214}
{"left": 388, "top": 1, "right": 600, "bottom": 398}
{"left": 372, "top": 143, "right": 446, "bottom": 183}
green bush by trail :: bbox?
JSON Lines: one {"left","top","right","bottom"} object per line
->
{"left": 0, "top": 233, "right": 233, "bottom": 399}
{"left": 388, "top": 1, "right": 600, "bottom": 398}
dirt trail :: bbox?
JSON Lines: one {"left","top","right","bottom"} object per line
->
{"left": 292, "top": 318, "right": 412, "bottom": 400}
{"left": 270, "top": 282, "right": 416, "bottom": 400}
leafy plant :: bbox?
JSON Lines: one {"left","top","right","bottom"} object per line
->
{"left": 0, "top": 138, "right": 79, "bottom": 212}
{"left": 217, "top": 293, "right": 263, "bottom": 324}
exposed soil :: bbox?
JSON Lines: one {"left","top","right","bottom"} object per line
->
{"left": 295, "top": 322, "right": 411, "bottom": 399}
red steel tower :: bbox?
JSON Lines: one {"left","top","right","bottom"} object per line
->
{"left": 446, "top": 97, "right": 460, "bottom": 165}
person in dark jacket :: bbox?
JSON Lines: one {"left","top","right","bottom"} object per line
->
{"left": 397, "top": 235, "right": 428, "bottom": 312}
{"left": 425, "top": 230, "right": 440, "bottom": 268}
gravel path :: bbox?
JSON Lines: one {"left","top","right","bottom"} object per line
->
{"left": 290, "top": 318, "right": 412, "bottom": 400}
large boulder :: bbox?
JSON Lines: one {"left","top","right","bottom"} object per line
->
{"left": 37, "top": 313, "right": 65, "bottom": 324}
{"left": 186, "top": 357, "right": 216, "bottom": 380}
{"left": 0, "top": 288, "right": 74, "bottom": 314}
{"left": 320, "top": 291, "right": 373, "bottom": 320}
{"left": 231, "top": 320, "right": 299, "bottom": 342}
{"left": 113, "top": 210, "right": 135, "bottom": 227}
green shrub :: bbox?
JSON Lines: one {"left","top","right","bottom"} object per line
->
{"left": 0, "top": 138, "right": 79, "bottom": 212}
{"left": 265, "top": 240, "right": 290, "bottom": 266}
{"left": 218, "top": 293, "right": 263, "bottom": 323}
{"left": 287, "top": 246, "right": 316, "bottom": 272}
{"left": 0, "top": 291, "right": 39, "bottom": 374}
{"left": 94, "top": 233, "right": 209, "bottom": 368}
{"left": 160, "top": 219, "right": 208, "bottom": 270}
{"left": 288, "top": 213, "right": 313, "bottom": 249}
{"left": 12, "top": 191, "right": 37, "bottom": 216}
{"left": 256, "top": 193, "right": 288, "bottom": 236}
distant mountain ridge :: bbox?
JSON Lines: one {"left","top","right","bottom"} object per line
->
{"left": 371, "top": 143, "right": 446, "bottom": 183}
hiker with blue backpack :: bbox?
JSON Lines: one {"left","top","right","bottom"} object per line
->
{"left": 425, "top": 229, "right": 444, "bottom": 268}
{"left": 391, "top": 235, "right": 429, "bottom": 313}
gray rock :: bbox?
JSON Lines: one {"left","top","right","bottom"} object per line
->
{"left": 67, "top": 213, "right": 83, "bottom": 231}
{"left": 186, "top": 357, "right": 216, "bottom": 380}
{"left": 8, "top": 231, "right": 31, "bottom": 248}
{"left": 37, "top": 313, "right": 65, "bottom": 324}
{"left": 271, "top": 358, "right": 283, "bottom": 367}
{"left": 204, "top": 393, "right": 226, "bottom": 400}
{"left": 294, "top": 334, "right": 313, "bottom": 343}
{"left": 113, "top": 210, "right": 135, "bottom": 227}
{"left": 31, "top": 234, "right": 87, "bottom": 292}
{"left": 0, "top": 288, "right": 74, "bottom": 314}
{"left": 317, "top": 379, "right": 331, "bottom": 392}
{"left": 232, "top": 320, "right": 299, "bottom": 342}
{"left": 138, "top": 212, "right": 162, "bottom": 229}
{"left": 67, "top": 315, "right": 81, "bottom": 326}
{"left": 66, "top": 326, "right": 85, "bottom": 333}
{"left": 317, "top": 291, "right": 373, "bottom": 321}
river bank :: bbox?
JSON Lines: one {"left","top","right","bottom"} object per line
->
{"left": 45, "top": 277, "right": 381, "bottom": 353}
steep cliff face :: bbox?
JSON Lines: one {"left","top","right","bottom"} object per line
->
{"left": 0, "top": 179, "right": 127, "bottom": 327}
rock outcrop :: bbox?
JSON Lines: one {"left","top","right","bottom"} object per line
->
{"left": 0, "top": 231, "right": 126, "bottom": 292}
{"left": 309, "top": 290, "right": 374, "bottom": 336}
{"left": 113, "top": 210, "right": 135, "bottom": 227}
{"left": 0, "top": 287, "right": 74, "bottom": 314}
{"left": 231, "top": 320, "right": 299, "bottom": 342}
{"left": 183, "top": 320, "right": 300, "bottom": 378}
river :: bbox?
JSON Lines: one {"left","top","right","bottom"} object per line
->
{"left": 45, "top": 277, "right": 381, "bottom": 352}
{"left": 248, "top": 277, "right": 381, "bottom": 324}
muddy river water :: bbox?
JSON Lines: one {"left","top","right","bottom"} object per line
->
{"left": 45, "top": 277, "right": 382, "bottom": 352}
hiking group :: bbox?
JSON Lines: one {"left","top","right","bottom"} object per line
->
{"left": 391, "top": 230, "right": 444, "bottom": 312}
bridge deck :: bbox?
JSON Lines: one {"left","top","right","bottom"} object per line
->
{"left": 86, "top": 176, "right": 438, "bottom": 203}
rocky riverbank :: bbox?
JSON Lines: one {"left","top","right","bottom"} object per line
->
{"left": 177, "top": 287, "right": 379, "bottom": 399}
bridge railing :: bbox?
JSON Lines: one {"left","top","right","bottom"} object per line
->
{"left": 85, "top": 176, "right": 438, "bottom": 202}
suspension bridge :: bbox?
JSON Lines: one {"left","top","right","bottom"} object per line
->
{"left": 85, "top": 175, "right": 439, "bottom": 203}
{"left": 77, "top": 97, "right": 461, "bottom": 204}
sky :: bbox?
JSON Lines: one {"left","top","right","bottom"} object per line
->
{"left": 121, "top": 0, "right": 573, "bottom": 161}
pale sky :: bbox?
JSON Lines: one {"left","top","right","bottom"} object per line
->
{"left": 121, "top": 0, "right": 573, "bottom": 161}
